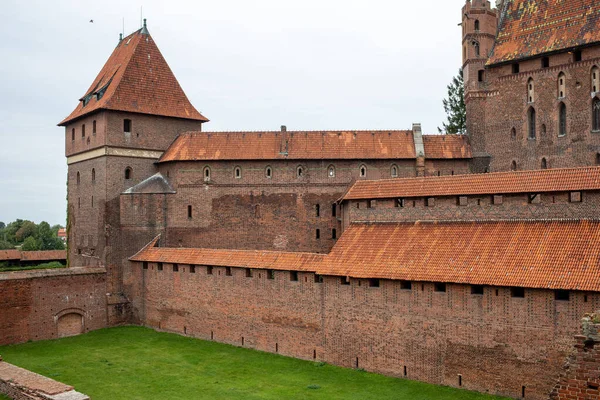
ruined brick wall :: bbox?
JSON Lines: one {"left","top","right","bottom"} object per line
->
{"left": 151, "top": 158, "right": 468, "bottom": 252}
{"left": 0, "top": 268, "right": 107, "bottom": 345}
{"left": 132, "top": 261, "right": 598, "bottom": 399}
{"left": 342, "top": 190, "right": 600, "bottom": 230}
{"left": 479, "top": 47, "right": 600, "bottom": 172}
{"left": 551, "top": 318, "right": 600, "bottom": 400}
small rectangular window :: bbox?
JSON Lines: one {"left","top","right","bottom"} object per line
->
{"left": 332, "top": 203, "right": 337, "bottom": 217}
{"left": 555, "top": 290, "right": 570, "bottom": 301}
{"left": 124, "top": 119, "right": 132, "bottom": 133}
{"left": 207, "top": 266, "right": 213, "bottom": 275}
{"left": 458, "top": 196, "right": 468, "bottom": 206}
{"left": 82, "top": 124, "right": 86, "bottom": 138}
{"left": 366, "top": 200, "right": 373, "bottom": 209}
{"left": 471, "top": 285, "right": 484, "bottom": 295}
{"left": 173, "top": 264, "right": 179, "bottom": 272}
{"left": 316, "top": 229, "right": 320, "bottom": 239}
{"left": 512, "top": 63, "right": 520, "bottom": 74}
{"left": 190, "top": 265, "right": 196, "bottom": 273}
{"left": 92, "top": 120, "right": 97, "bottom": 134}
{"left": 142, "top": 262, "right": 148, "bottom": 270}
{"left": 290, "top": 271, "right": 298, "bottom": 281}
{"left": 332, "top": 229, "right": 337, "bottom": 239}
{"left": 511, "top": 287, "right": 525, "bottom": 298}
{"left": 396, "top": 198, "right": 405, "bottom": 208}
{"left": 569, "top": 191, "right": 582, "bottom": 203}
{"left": 528, "top": 193, "right": 541, "bottom": 204}
{"left": 400, "top": 281, "right": 412, "bottom": 290}
{"left": 267, "top": 269, "right": 275, "bottom": 280}
{"left": 315, "top": 204, "right": 320, "bottom": 217}
{"left": 314, "top": 274, "right": 323, "bottom": 283}
{"left": 187, "top": 205, "right": 193, "bottom": 219}
{"left": 341, "top": 277, "right": 350, "bottom": 285}
{"left": 434, "top": 283, "right": 446, "bottom": 292}
{"left": 478, "top": 70, "right": 484, "bottom": 82}
{"left": 574, "top": 50, "right": 582, "bottom": 62}
{"left": 157, "top": 263, "right": 163, "bottom": 271}
{"left": 541, "top": 57, "right": 550, "bottom": 68}
{"left": 426, "top": 197, "right": 435, "bottom": 207}
{"left": 368, "top": 278, "right": 380, "bottom": 288}
{"left": 226, "top": 267, "right": 232, "bottom": 276}
{"left": 245, "top": 268, "right": 253, "bottom": 278}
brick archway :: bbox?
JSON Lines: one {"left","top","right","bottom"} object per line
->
{"left": 55, "top": 308, "right": 85, "bottom": 338}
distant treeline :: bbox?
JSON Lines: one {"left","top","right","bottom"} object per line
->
{"left": 0, "top": 220, "right": 65, "bottom": 251}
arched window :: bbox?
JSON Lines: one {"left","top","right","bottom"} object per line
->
{"left": 265, "top": 166, "right": 272, "bottom": 179}
{"left": 327, "top": 165, "right": 335, "bottom": 178}
{"left": 297, "top": 166, "right": 304, "bottom": 178}
{"left": 511, "top": 127, "right": 517, "bottom": 140}
{"left": 76, "top": 171, "right": 80, "bottom": 185}
{"left": 391, "top": 164, "right": 398, "bottom": 178}
{"left": 234, "top": 166, "right": 242, "bottom": 179}
{"left": 91, "top": 168, "right": 95, "bottom": 183}
{"left": 511, "top": 161, "right": 517, "bottom": 171}
{"left": 593, "top": 97, "right": 600, "bottom": 131}
{"left": 124, "top": 167, "right": 132, "bottom": 180}
{"left": 359, "top": 164, "right": 367, "bottom": 178}
{"left": 82, "top": 124, "right": 86, "bottom": 138}
{"left": 474, "top": 19, "right": 480, "bottom": 31}
{"left": 592, "top": 66, "right": 599, "bottom": 93}
{"left": 71, "top": 128, "right": 75, "bottom": 141}
{"left": 203, "top": 166, "right": 211, "bottom": 182}
{"left": 541, "top": 158, "right": 548, "bottom": 169}
{"left": 474, "top": 41, "right": 480, "bottom": 57}
{"left": 558, "top": 72, "right": 566, "bottom": 98}
{"left": 528, "top": 107, "right": 536, "bottom": 139}
{"left": 527, "top": 78, "right": 534, "bottom": 103}
{"left": 559, "top": 103, "right": 567, "bottom": 136}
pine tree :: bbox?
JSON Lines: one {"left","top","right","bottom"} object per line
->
{"left": 438, "top": 69, "right": 466, "bottom": 135}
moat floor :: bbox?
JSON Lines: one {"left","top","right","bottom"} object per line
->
{"left": 0, "top": 326, "right": 508, "bottom": 400}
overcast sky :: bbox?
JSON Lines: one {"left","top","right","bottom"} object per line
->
{"left": 0, "top": 0, "right": 470, "bottom": 226}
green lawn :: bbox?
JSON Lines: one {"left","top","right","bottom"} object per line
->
{"left": 0, "top": 327, "right": 508, "bottom": 400}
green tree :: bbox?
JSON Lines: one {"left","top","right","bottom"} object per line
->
{"left": 4, "top": 219, "right": 24, "bottom": 244}
{"left": 15, "top": 221, "right": 37, "bottom": 243}
{"left": 0, "top": 240, "right": 13, "bottom": 250}
{"left": 438, "top": 68, "right": 466, "bottom": 135}
{"left": 21, "top": 236, "right": 39, "bottom": 251}
{"left": 0, "top": 222, "right": 5, "bottom": 230}
{"left": 36, "top": 221, "right": 65, "bottom": 250}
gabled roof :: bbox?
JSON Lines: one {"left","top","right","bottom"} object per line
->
{"left": 122, "top": 173, "right": 175, "bottom": 194}
{"left": 59, "top": 26, "right": 208, "bottom": 126}
{"left": 158, "top": 131, "right": 471, "bottom": 162}
{"left": 320, "top": 220, "right": 600, "bottom": 291}
{"left": 343, "top": 166, "right": 600, "bottom": 200}
{"left": 488, "top": 0, "right": 600, "bottom": 66}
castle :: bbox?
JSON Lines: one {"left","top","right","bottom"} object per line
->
{"left": 3, "top": 1, "right": 600, "bottom": 399}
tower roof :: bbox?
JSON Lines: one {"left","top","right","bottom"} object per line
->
{"left": 58, "top": 24, "right": 208, "bottom": 126}
{"left": 488, "top": 0, "right": 600, "bottom": 66}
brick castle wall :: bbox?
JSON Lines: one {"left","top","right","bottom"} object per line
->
{"left": 132, "top": 261, "right": 599, "bottom": 399}
{"left": 0, "top": 268, "right": 107, "bottom": 345}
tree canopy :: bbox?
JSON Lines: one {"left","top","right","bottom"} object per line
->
{"left": 438, "top": 68, "right": 466, "bottom": 135}
{"left": 0, "top": 219, "right": 65, "bottom": 251}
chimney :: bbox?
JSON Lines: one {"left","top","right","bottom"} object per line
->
{"left": 412, "top": 123, "right": 426, "bottom": 177}
{"left": 281, "top": 125, "right": 287, "bottom": 132}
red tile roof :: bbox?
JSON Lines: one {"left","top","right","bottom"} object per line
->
{"left": 422, "top": 135, "right": 471, "bottom": 159}
{"left": 59, "top": 29, "right": 208, "bottom": 126}
{"left": 0, "top": 250, "right": 66, "bottom": 262}
{"left": 488, "top": 0, "right": 600, "bottom": 65}
{"left": 344, "top": 166, "right": 600, "bottom": 200}
{"left": 320, "top": 221, "right": 600, "bottom": 291}
{"left": 159, "top": 131, "right": 472, "bottom": 162}
{"left": 130, "top": 236, "right": 324, "bottom": 272}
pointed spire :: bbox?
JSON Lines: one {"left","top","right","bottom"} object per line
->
{"left": 140, "top": 18, "right": 149, "bottom": 35}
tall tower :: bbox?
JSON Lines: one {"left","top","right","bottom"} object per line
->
{"left": 58, "top": 20, "right": 208, "bottom": 324}
{"left": 461, "top": 0, "right": 498, "bottom": 172}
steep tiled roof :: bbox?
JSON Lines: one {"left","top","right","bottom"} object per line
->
{"left": 344, "top": 166, "right": 600, "bottom": 200}
{"left": 130, "top": 236, "right": 324, "bottom": 272}
{"left": 320, "top": 221, "right": 600, "bottom": 291}
{"left": 0, "top": 250, "right": 66, "bottom": 262}
{"left": 59, "top": 28, "right": 207, "bottom": 126}
{"left": 488, "top": 0, "right": 600, "bottom": 65}
{"left": 158, "top": 131, "right": 472, "bottom": 162}
{"left": 422, "top": 135, "right": 471, "bottom": 159}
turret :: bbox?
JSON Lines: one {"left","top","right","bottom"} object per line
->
{"left": 462, "top": 0, "right": 498, "bottom": 92}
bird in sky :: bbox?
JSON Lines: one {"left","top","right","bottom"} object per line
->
{"left": 89, "top": 19, "right": 94, "bottom": 23}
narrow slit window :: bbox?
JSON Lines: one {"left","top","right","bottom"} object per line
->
{"left": 316, "top": 229, "right": 320, "bottom": 239}
{"left": 594, "top": 98, "right": 600, "bottom": 131}
{"left": 332, "top": 203, "right": 337, "bottom": 217}
{"left": 91, "top": 168, "right": 96, "bottom": 183}
{"left": 76, "top": 171, "right": 80, "bottom": 185}
{"left": 125, "top": 167, "right": 132, "bottom": 180}
{"left": 187, "top": 205, "right": 193, "bottom": 219}
{"left": 93, "top": 120, "right": 97, "bottom": 134}
{"left": 315, "top": 204, "right": 320, "bottom": 217}
{"left": 71, "top": 128, "right": 75, "bottom": 141}
{"left": 332, "top": 229, "right": 337, "bottom": 239}
{"left": 82, "top": 124, "right": 86, "bottom": 138}
{"left": 528, "top": 107, "right": 536, "bottom": 139}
